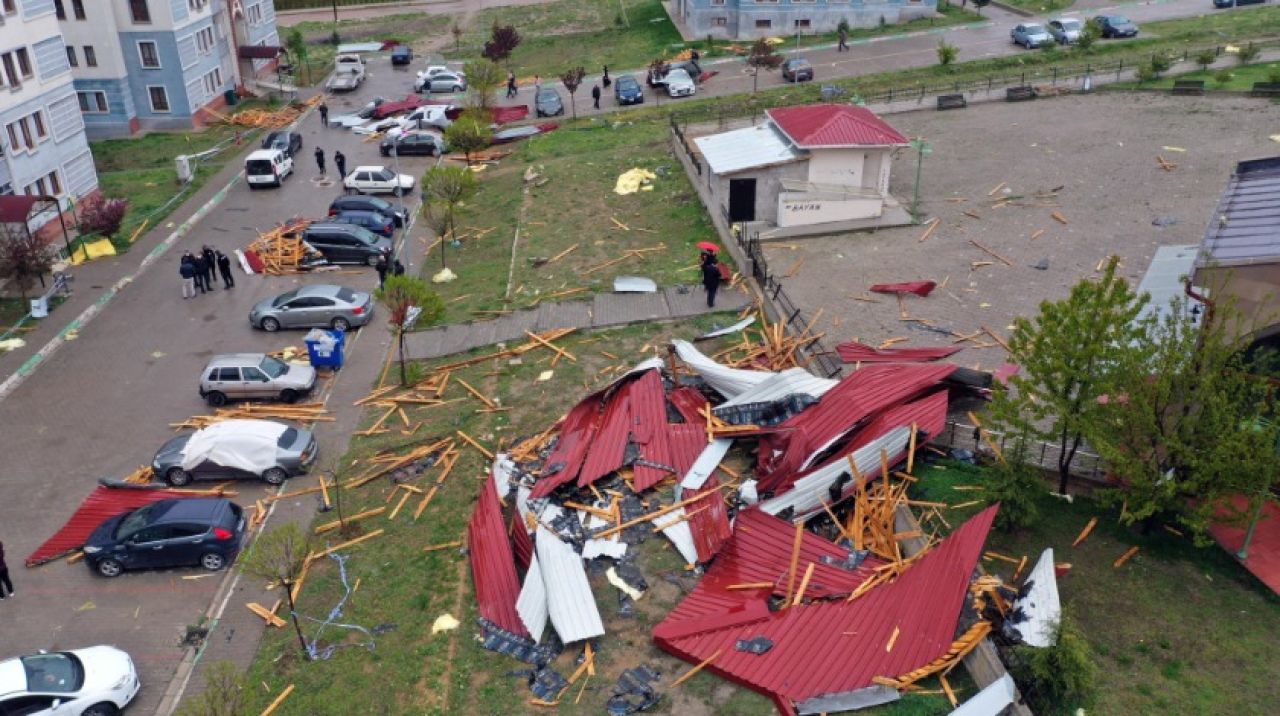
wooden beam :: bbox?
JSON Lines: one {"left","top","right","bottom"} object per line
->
{"left": 246, "top": 602, "right": 286, "bottom": 628}
{"left": 456, "top": 430, "right": 495, "bottom": 460}
{"left": 1113, "top": 546, "right": 1140, "bottom": 568}
{"left": 309, "top": 529, "right": 385, "bottom": 563}
{"left": 524, "top": 330, "right": 577, "bottom": 362}
{"left": 791, "top": 562, "right": 816, "bottom": 606}
{"left": 260, "top": 684, "right": 295, "bottom": 716}
{"left": 784, "top": 521, "right": 804, "bottom": 605}
{"left": 1072, "top": 517, "right": 1098, "bottom": 547}
{"left": 592, "top": 486, "right": 729, "bottom": 539}
{"left": 314, "top": 506, "right": 386, "bottom": 534}
{"left": 671, "top": 649, "right": 722, "bottom": 687}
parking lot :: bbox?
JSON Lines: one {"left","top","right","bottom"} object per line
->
{"left": 0, "top": 58, "right": 440, "bottom": 713}
{"left": 766, "top": 92, "right": 1280, "bottom": 371}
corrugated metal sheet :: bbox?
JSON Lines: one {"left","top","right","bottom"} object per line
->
{"left": 1195, "top": 157, "right": 1280, "bottom": 268}
{"left": 630, "top": 370, "right": 674, "bottom": 491}
{"left": 653, "top": 507, "right": 999, "bottom": 709}
{"left": 694, "top": 124, "right": 805, "bottom": 175}
{"left": 577, "top": 389, "right": 633, "bottom": 487}
{"left": 534, "top": 397, "right": 601, "bottom": 497}
{"left": 682, "top": 476, "right": 735, "bottom": 563}
{"left": 836, "top": 341, "right": 962, "bottom": 364}
{"left": 1134, "top": 245, "right": 1200, "bottom": 328}
{"left": 516, "top": 554, "right": 549, "bottom": 643}
{"left": 468, "top": 479, "right": 529, "bottom": 637}
{"left": 1012, "top": 548, "right": 1060, "bottom": 648}
{"left": 717, "top": 368, "right": 837, "bottom": 409}
{"left": 535, "top": 524, "right": 605, "bottom": 643}
{"left": 657, "top": 505, "right": 701, "bottom": 565}
{"left": 760, "top": 427, "right": 911, "bottom": 519}
{"left": 680, "top": 439, "right": 733, "bottom": 491}
{"left": 26, "top": 487, "right": 206, "bottom": 566}
{"left": 668, "top": 386, "right": 710, "bottom": 424}
{"left": 491, "top": 453, "right": 516, "bottom": 501}
{"left": 766, "top": 104, "right": 909, "bottom": 148}
{"left": 950, "top": 673, "right": 1017, "bottom": 716}
{"left": 511, "top": 512, "right": 533, "bottom": 572}
{"left": 674, "top": 340, "right": 774, "bottom": 400}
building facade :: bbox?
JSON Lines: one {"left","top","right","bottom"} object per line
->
{"left": 0, "top": 0, "right": 99, "bottom": 233}
{"left": 58, "top": 0, "right": 279, "bottom": 138}
{"left": 672, "top": 0, "right": 937, "bottom": 40}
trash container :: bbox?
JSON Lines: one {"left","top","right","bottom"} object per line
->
{"left": 304, "top": 328, "right": 346, "bottom": 370}
{"left": 224, "top": 88, "right": 238, "bottom": 106}
{"left": 29, "top": 296, "right": 48, "bottom": 319}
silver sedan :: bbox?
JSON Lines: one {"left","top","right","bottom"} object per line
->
{"left": 250, "top": 284, "right": 374, "bottom": 332}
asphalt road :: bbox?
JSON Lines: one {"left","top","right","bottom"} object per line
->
{"left": 0, "top": 64, "right": 435, "bottom": 714}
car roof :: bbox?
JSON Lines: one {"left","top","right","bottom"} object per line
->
{"left": 295, "top": 284, "right": 347, "bottom": 297}
{"left": 351, "top": 165, "right": 390, "bottom": 172}
{"left": 247, "top": 149, "right": 282, "bottom": 160}
{"left": 141, "top": 497, "right": 230, "bottom": 524}
{"left": 333, "top": 195, "right": 388, "bottom": 206}
{"left": 206, "top": 353, "right": 269, "bottom": 368}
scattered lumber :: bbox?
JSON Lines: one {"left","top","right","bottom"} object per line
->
{"left": 172, "top": 403, "right": 332, "bottom": 429}
{"left": 1113, "top": 546, "right": 1140, "bottom": 568}
{"left": 1072, "top": 517, "right": 1098, "bottom": 547}
{"left": 259, "top": 684, "right": 296, "bottom": 716}
{"left": 244, "top": 218, "right": 315, "bottom": 275}
{"left": 968, "top": 240, "right": 1014, "bottom": 267}
{"left": 917, "top": 218, "right": 941, "bottom": 243}
{"left": 247, "top": 602, "right": 286, "bottom": 628}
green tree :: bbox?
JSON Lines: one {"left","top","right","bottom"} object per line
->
{"left": 421, "top": 164, "right": 478, "bottom": 264}
{"left": 983, "top": 427, "right": 1043, "bottom": 531}
{"left": 989, "top": 257, "right": 1145, "bottom": 495}
{"left": 936, "top": 40, "right": 958, "bottom": 67}
{"left": 1074, "top": 25, "right": 1097, "bottom": 53}
{"left": 420, "top": 200, "right": 454, "bottom": 269}
{"left": 1214, "top": 68, "right": 1234, "bottom": 86}
{"left": 175, "top": 661, "right": 247, "bottom": 716}
{"left": 242, "top": 524, "right": 313, "bottom": 660}
{"left": 1195, "top": 48, "right": 1217, "bottom": 72}
{"left": 285, "top": 27, "right": 309, "bottom": 85}
{"left": 1090, "top": 296, "right": 1280, "bottom": 540}
{"left": 560, "top": 66, "right": 586, "bottom": 119}
{"left": 463, "top": 59, "right": 503, "bottom": 110}
{"left": 443, "top": 110, "right": 490, "bottom": 166}
{"left": 376, "top": 274, "right": 445, "bottom": 385}
{"left": 1010, "top": 615, "right": 1098, "bottom": 715}
{"left": 746, "top": 38, "right": 784, "bottom": 93}
{"left": 1237, "top": 42, "right": 1261, "bottom": 65}
{"left": 1149, "top": 52, "right": 1173, "bottom": 78}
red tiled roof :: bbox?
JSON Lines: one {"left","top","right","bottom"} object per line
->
{"left": 468, "top": 479, "right": 529, "bottom": 636}
{"left": 653, "top": 506, "right": 999, "bottom": 711}
{"left": 26, "top": 486, "right": 206, "bottom": 566}
{"left": 766, "top": 104, "right": 909, "bottom": 148}
{"left": 836, "top": 341, "right": 962, "bottom": 364}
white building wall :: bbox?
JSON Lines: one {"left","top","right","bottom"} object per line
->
{"left": 806, "top": 148, "right": 867, "bottom": 187}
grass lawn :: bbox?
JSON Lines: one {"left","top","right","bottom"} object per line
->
{"left": 427, "top": 119, "right": 719, "bottom": 324}
{"left": 998, "top": 0, "right": 1075, "bottom": 13}
{"left": 286, "top": 13, "right": 450, "bottom": 86}
{"left": 0, "top": 298, "right": 29, "bottom": 328}
{"left": 911, "top": 460, "right": 1280, "bottom": 714}
{"left": 1118, "top": 59, "right": 1280, "bottom": 90}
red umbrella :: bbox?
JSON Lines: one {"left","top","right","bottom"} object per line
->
{"left": 697, "top": 242, "right": 720, "bottom": 252}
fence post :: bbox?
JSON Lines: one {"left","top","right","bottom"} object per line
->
{"left": 1052, "top": 67, "right": 1057, "bottom": 85}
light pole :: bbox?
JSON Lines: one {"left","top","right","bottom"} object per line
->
{"left": 909, "top": 137, "right": 931, "bottom": 224}
{"left": 331, "top": 0, "right": 340, "bottom": 46}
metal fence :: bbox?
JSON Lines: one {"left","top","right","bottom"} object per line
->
{"left": 934, "top": 420, "right": 1108, "bottom": 483}
{"left": 276, "top": 0, "right": 390, "bottom": 9}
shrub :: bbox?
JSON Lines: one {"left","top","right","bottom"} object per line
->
{"left": 1195, "top": 49, "right": 1217, "bottom": 72}
{"left": 937, "top": 40, "right": 959, "bottom": 67}
{"left": 983, "top": 438, "right": 1043, "bottom": 532}
{"left": 1268, "top": 66, "right": 1280, "bottom": 85}
{"left": 1149, "top": 53, "right": 1173, "bottom": 77}
{"left": 1237, "top": 42, "right": 1261, "bottom": 65}
{"left": 1010, "top": 615, "right": 1098, "bottom": 715}
{"left": 1074, "top": 28, "right": 1096, "bottom": 53}
{"left": 78, "top": 195, "right": 129, "bottom": 238}
{"left": 1135, "top": 64, "right": 1156, "bottom": 83}
{"left": 1214, "top": 68, "right": 1234, "bottom": 86}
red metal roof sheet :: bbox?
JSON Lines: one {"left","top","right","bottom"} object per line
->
{"left": 534, "top": 398, "right": 602, "bottom": 498}
{"left": 870, "top": 281, "right": 937, "bottom": 297}
{"left": 371, "top": 95, "right": 425, "bottom": 119}
{"left": 680, "top": 475, "right": 734, "bottom": 563}
{"left": 836, "top": 341, "right": 961, "bottom": 364}
{"left": 630, "top": 370, "right": 674, "bottom": 491}
{"left": 666, "top": 423, "right": 710, "bottom": 480}
{"left": 668, "top": 386, "right": 711, "bottom": 424}
{"left": 468, "top": 479, "right": 529, "bottom": 637}
{"left": 1209, "top": 495, "right": 1280, "bottom": 596}
{"left": 653, "top": 506, "right": 999, "bottom": 711}
{"left": 766, "top": 104, "right": 909, "bottom": 148}
{"left": 577, "top": 389, "right": 632, "bottom": 487}
{"left": 26, "top": 486, "right": 207, "bottom": 566}
{"left": 511, "top": 513, "right": 533, "bottom": 572}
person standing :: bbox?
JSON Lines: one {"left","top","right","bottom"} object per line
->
{"left": 0, "top": 541, "right": 14, "bottom": 600}
{"left": 591, "top": 83, "right": 601, "bottom": 110}
{"left": 201, "top": 245, "right": 218, "bottom": 289}
{"left": 216, "top": 250, "right": 235, "bottom": 289}
{"left": 180, "top": 256, "right": 196, "bottom": 299}
{"left": 315, "top": 147, "right": 326, "bottom": 176}
{"left": 319, "top": 102, "right": 329, "bottom": 127}
{"left": 506, "top": 71, "right": 518, "bottom": 98}
{"left": 393, "top": 258, "right": 405, "bottom": 276}
{"left": 701, "top": 250, "right": 721, "bottom": 308}
{"left": 334, "top": 150, "right": 347, "bottom": 179}
{"left": 192, "top": 252, "right": 209, "bottom": 294}
{"left": 375, "top": 253, "right": 389, "bottom": 289}
{"left": 602, "top": 65, "right": 611, "bottom": 89}
{"left": 533, "top": 74, "right": 542, "bottom": 93}
{"left": 838, "top": 29, "right": 849, "bottom": 52}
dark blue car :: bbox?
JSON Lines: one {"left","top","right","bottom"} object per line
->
{"left": 83, "top": 498, "right": 245, "bottom": 578}
{"left": 614, "top": 75, "right": 644, "bottom": 105}
{"left": 330, "top": 209, "right": 397, "bottom": 237}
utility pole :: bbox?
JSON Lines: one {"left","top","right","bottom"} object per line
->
{"left": 331, "top": 0, "right": 340, "bottom": 45}
{"left": 909, "top": 137, "right": 931, "bottom": 224}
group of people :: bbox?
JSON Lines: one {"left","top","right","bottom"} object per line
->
{"left": 375, "top": 252, "right": 407, "bottom": 288}
{"left": 314, "top": 148, "right": 347, "bottom": 178}
{"left": 180, "top": 245, "right": 234, "bottom": 299}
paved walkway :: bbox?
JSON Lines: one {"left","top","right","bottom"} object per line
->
{"left": 404, "top": 284, "right": 751, "bottom": 361}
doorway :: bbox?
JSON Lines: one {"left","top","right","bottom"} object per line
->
{"left": 728, "top": 178, "right": 756, "bottom": 222}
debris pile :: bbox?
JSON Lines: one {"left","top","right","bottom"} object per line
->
{"left": 243, "top": 218, "right": 323, "bottom": 275}
{"left": 219, "top": 95, "right": 324, "bottom": 130}
{"left": 171, "top": 403, "right": 332, "bottom": 430}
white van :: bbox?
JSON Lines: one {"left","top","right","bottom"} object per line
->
{"left": 245, "top": 149, "right": 293, "bottom": 188}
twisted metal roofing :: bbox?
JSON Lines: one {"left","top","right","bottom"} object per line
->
{"left": 468, "top": 478, "right": 529, "bottom": 637}
{"left": 27, "top": 486, "right": 206, "bottom": 567}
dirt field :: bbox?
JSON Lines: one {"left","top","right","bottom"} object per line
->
{"left": 767, "top": 93, "right": 1279, "bottom": 372}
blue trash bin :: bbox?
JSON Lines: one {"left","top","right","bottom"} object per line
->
{"left": 304, "top": 328, "right": 346, "bottom": 370}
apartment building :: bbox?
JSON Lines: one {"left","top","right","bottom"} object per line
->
{"left": 0, "top": 0, "right": 99, "bottom": 233}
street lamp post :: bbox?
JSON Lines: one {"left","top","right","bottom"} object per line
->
{"left": 331, "top": 0, "right": 340, "bottom": 46}
{"left": 909, "top": 137, "right": 932, "bottom": 224}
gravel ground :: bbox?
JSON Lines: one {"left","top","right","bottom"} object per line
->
{"left": 767, "top": 92, "right": 1278, "bottom": 371}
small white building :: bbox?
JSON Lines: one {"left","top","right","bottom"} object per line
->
{"left": 691, "top": 104, "right": 912, "bottom": 236}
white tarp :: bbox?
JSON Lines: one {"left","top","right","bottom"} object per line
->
{"left": 535, "top": 525, "right": 605, "bottom": 643}
{"left": 679, "top": 439, "right": 733, "bottom": 491}
{"left": 1013, "top": 548, "right": 1061, "bottom": 647}
{"left": 673, "top": 339, "right": 773, "bottom": 400}
{"left": 336, "top": 42, "right": 383, "bottom": 54}
{"left": 760, "top": 426, "right": 911, "bottom": 519}
{"left": 491, "top": 453, "right": 515, "bottom": 501}
{"left": 516, "top": 554, "right": 549, "bottom": 643}
{"left": 180, "top": 419, "right": 287, "bottom": 473}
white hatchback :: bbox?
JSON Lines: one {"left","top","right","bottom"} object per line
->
{"left": 0, "top": 647, "right": 140, "bottom": 715}
{"left": 343, "top": 166, "right": 417, "bottom": 196}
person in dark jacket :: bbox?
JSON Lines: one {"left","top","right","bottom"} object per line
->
{"left": 319, "top": 102, "right": 329, "bottom": 127}
{"left": 506, "top": 71, "right": 518, "bottom": 98}
{"left": 393, "top": 259, "right": 405, "bottom": 276}
{"left": 602, "top": 66, "right": 611, "bottom": 89}
{"left": 0, "top": 540, "right": 13, "bottom": 599}
{"left": 201, "top": 246, "right": 218, "bottom": 289}
{"left": 701, "top": 250, "right": 721, "bottom": 308}
{"left": 180, "top": 255, "right": 196, "bottom": 299}
{"left": 591, "top": 84, "right": 601, "bottom": 109}
{"left": 216, "top": 250, "right": 235, "bottom": 289}
{"left": 375, "top": 253, "right": 389, "bottom": 288}
{"left": 315, "top": 147, "right": 326, "bottom": 176}
{"left": 334, "top": 150, "right": 347, "bottom": 179}
{"left": 192, "top": 252, "right": 209, "bottom": 294}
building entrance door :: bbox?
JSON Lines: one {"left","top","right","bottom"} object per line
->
{"left": 728, "top": 178, "right": 756, "bottom": 222}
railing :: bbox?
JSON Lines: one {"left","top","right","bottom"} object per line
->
{"left": 934, "top": 420, "right": 1109, "bottom": 484}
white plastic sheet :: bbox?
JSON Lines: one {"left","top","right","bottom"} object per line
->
{"left": 180, "top": 419, "right": 288, "bottom": 473}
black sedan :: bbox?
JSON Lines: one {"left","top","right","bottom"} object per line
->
{"left": 1093, "top": 15, "right": 1139, "bottom": 38}
{"left": 379, "top": 132, "right": 445, "bottom": 157}
{"left": 614, "top": 75, "right": 644, "bottom": 105}
{"left": 782, "top": 58, "right": 814, "bottom": 83}
{"left": 330, "top": 209, "right": 396, "bottom": 237}
{"left": 83, "top": 498, "right": 245, "bottom": 578}
{"left": 261, "top": 130, "right": 302, "bottom": 158}
{"left": 329, "top": 194, "right": 409, "bottom": 227}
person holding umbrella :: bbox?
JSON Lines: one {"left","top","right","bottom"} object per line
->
{"left": 698, "top": 243, "right": 722, "bottom": 308}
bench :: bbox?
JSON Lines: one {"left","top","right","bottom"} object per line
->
{"left": 1005, "top": 86, "right": 1037, "bottom": 102}
{"left": 1171, "top": 80, "right": 1205, "bottom": 96}
{"left": 1249, "top": 82, "right": 1280, "bottom": 98}
{"left": 937, "top": 94, "right": 968, "bottom": 111}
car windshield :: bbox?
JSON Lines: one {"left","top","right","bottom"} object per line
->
{"left": 1025, "top": 24, "right": 1045, "bottom": 33}
{"left": 116, "top": 502, "right": 161, "bottom": 539}
{"left": 1112, "top": 16, "right": 1130, "bottom": 24}
{"left": 1061, "top": 20, "right": 1081, "bottom": 29}
{"left": 259, "top": 356, "right": 289, "bottom": 378}
{"left": 537, "top": 90, "right": 557, "bottom": 101}
{"left": 619, "top": 77, "right": 637, "bottom": 89}
{"left": 272, "top": 290, "right": 298, "bottom": 308}
{"left": 336, "top": 287, "right": 357, "bottom": 303}
{"left": 367, "top": 197, "right": 392, "bottom": 212}
{"left": 277, "top": 427, "right": 299, "bottom": 448}
{"left": 22, "top": 653, "right": 85, "bottom": 694}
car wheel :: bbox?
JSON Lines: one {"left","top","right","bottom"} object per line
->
{"left": 366, "top": 254, "right": 381, "bottom": 267}
{"left": 263, "top": 467, "right": 289, "bottom": 486}
{"left": 82, "top": 704, "right": 119, "bottom": 716}
{"left": 205, "top": 391, "right": 228, "bottom": 407}
{"left": 166, "top": 467, "right": 192, "bottom": 486}
{"left": 97, "top": 558, "right": 124, "bottom": 578}
{"left": 280, "top": 389, "right": 299, "bottom": 404}
{"left": 261, "top": 317, "right": 281, "bottom": 332}
{"left": 200, "top": 552, "right": 227, "bottom": 571}
{"left": 453, "top": 85, "right": 464, "bottom": 92}
{"left": 393, "top": 186, "right": 405, "bottom": 197}
{"left": 331, "top": 317, "right": 352, "bottom": 331}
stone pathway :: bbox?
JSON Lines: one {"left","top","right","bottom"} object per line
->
{"left": 403, "top": 284, "right": 751, "bottom": 361}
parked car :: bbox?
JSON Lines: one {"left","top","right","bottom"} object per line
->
{"left": 298, "top": 223, "right": 394, "bottom": 266}
{"left": 396, "top": 105, "right": 453, "bottom": 132}
{"left": 614, "top": 75, "right": 644, "bottom": 105}
{"left": 84, "top": 498, "right": 245, "bottom": 577}
{"left": 330, "top": 209, "right": 397, "bottom": 237}
{"left": 782, "top": 58, "right": 814, "bottom": 82}
{"left": 329, "top": 194, "right": 409, "bottom": 227}
{"left": 648, "top": 59, "right": 701, "bottom": 88}
{"left": 391, "top": 45, "right": 413, "bottom": 65}
{"left": 199, "top": 353, "right": 317, "bottom": 406}
{"left": 261, "top": 130, "right": 302, "bottom": 158}
{"left": 380, "top": 132, "right": 445, "bottom": 157}
{"left": 534, "top": 87, "right": 565, "bottom": 117}
{"left": 344, "top": 165, "right": 416, "bottom": 196}
{"left": 244, "top": 149, "right": 293, "bottom": 188}
{"left": 152, "top": 419, "right": 317, "bottom": 487}
{"left": 250, "top": 284, "right": 376, "bottom": 332}
{"left": 1047, "top": 17, "right": 1083, "bottom": 44}
{"left": 1011, "top": 23, "right": 1053, "bottom": 48}
{"left": 1093, "top": 15, "right": 1138, "bottom": 38}
{"left": 420, "top": 71, "right": 467, "bottom": 93}
{"left": 0, "top": 646, "right": 140, "bottom": 714}
{"left": 664, "top": 68, "right": 696, "bottom": 97}
{"left": 1217, "top": 0, "right": 1267, "bottom": 6}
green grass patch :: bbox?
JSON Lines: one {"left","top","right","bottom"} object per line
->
{"left": 1116, "top": 59, "right": 1280, "bottom": 90}
{"left": 998, "top": 0, "right": 1076, "bottom": 13}
{"left": 0, "top": 298, "right": 31, "bottom": 328}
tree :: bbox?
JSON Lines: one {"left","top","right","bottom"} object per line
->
{"left": 242, "top": 524, "right": 313, "bottom": 660}
{"left": 983, "top": 427, "right": 1043, "bottom": 532}
{"left": 1009, "top": 616, "right": 1098, "bottom": 715}
{"left": 420, "top": 200, "right": 454, "bottom": 269}
{"left": 443, "top": 110, "right": 490, "bottom": 166}
{"left": 0, "top": 225, "right": 56, "bottom": 301}
{"left": 463, "top": 59, "right": 504, "bottom": 110}
{"left": 482, "top": 23, "right": 521, "bottom": 65}
{"left": 285, "top": 27, "right": 309, "bottom": 85}
{"left": 746, "top": 39, "right": 784, "bottom": 93}
{"left": 421, "top": 164, "right": 478, "bottom": 266}
{"left": 1089, "top": 296, "right": 1280, "bottom": 540}
{"left": 936, "top": 40, "right": 958, "bottom": 67}
{"left": 560, "top": 66, "right": 586, "bottom": 119}
{"left": 1195, "top": 48, "right": 1217, "bottom": 72}
{"left": 78, "top": 195, "right": 128, "bottom": 239}
{"left": 971, "top": 0, "right": 990, "bottom": 14}
{"left": 989, "top": 258, "right": 1146, "bottom": 495}
{"left": 451, "top": 23, "right": 464, "bottom": 54}
{"left": 175, "top": 661, "right": 247, "bottom": 716}
{"left": 1149, "top": 52, "right": 1173, "bottom": 79}
{"left": 376, "top": 274, "right": 445, "bottom": 385}
{"left": 1236, "top": 42, "right": 1261, "bottom": 66}
{"left": 1074, "top": 25, "right": 1097, "bottom": 53}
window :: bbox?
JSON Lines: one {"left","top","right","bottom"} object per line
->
{"left": 66, "top": 46, "right": 77, "bottom": 67}
{"left": 72, "top": 0, "right": 85, "bottom": 19}
{"left": 31, "top": 111, "right": 46, "bottom": 140}
{"left": 713, "top": 17, "right": 727, "bottom": 26}
{"left": 83, "top": 46, "right": 97, "bottom": 67}
{"left": 711, "top": 0, "right": 725, "bottom": 4}
{"left": 16, "top": 48, "right": 32, "bottom": 79}
{"left": 148, "top": 85, "right": 170, "bottom": 112}
{"left": 0, "top": 0, "right": 15, "bottom": 14}
{"left": 189, "top": 0, "right": 209, "bottom": 10}
{"left": 5, "top": 115, "right": 40, "bottom": 152}
{"left": 55, "top": 0, "right": 66, "bottom": 19}
{"left": 1, "top": 52, "right": 17, "bottom": 87}
{"left": 202, "top": 67, "right": 222, "bottom": 97}
{"left": 79, "top": 91, "right": 108, "bottom": 112}
{"left": 247, "top": 3, "right": 263, "bottom": 25}
{"left": 129, "top": 0, "right": 151, "bottom": 23}
{"left": 196, "top": 27, "right": 215, "bottom": 55}
{"left": 241, "top": 367, "right": 267, "bottom": 382}
{"left": 138, "top": 41, "right": 160, "bottom": 68}
{"left": 46, "top": 170, "right": 61, "bottom": 195}
{"left": 212, "top": 367, "right": 239, "bottom": 381}
{"left": 795, "top": 18, "right": 812, "bottom": 28}
{"left": 755, "top": 19, "right": 772, "bottom": 28}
